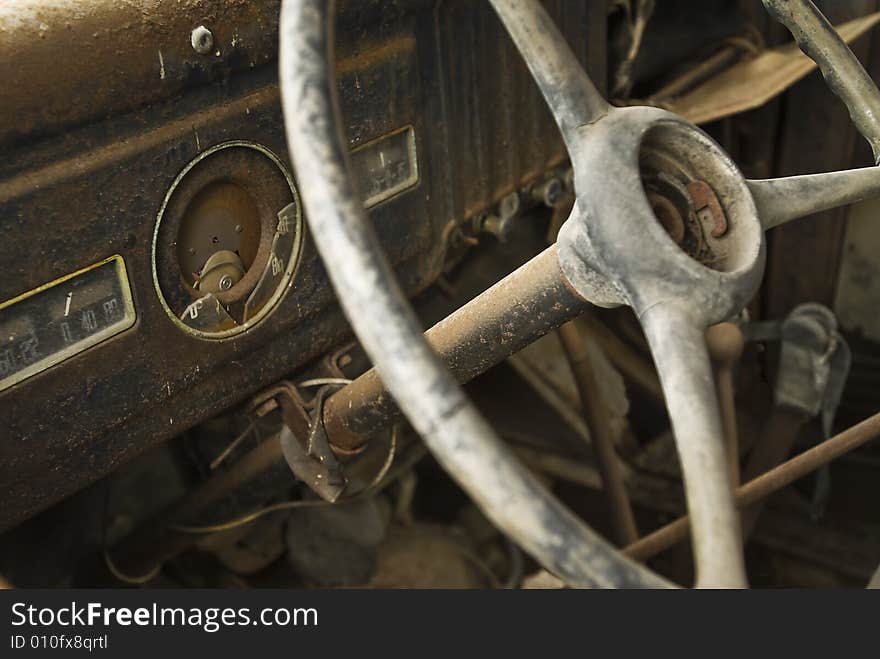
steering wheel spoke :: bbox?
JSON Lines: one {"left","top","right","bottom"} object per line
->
{"left": 640, "top": 304, "right": 747, "bottom": 587}
{"left": 750, "top": 166, "right": 880, "bottom": 230}
{"left": 489, "top": 0, "right": 610, "bottom": 143}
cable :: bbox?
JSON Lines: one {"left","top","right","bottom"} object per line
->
{"left": 169, "top": 498, "right": 350, "bottom": 534}
{"left": 103, "top": 550, "right": 161, "bottom": 586}
{"left": 170, "top": 440, "right": 425, "bottom": 535}
{"left": 451, "top": 544, "right": 501, "bottom": 589}
{"left": 210, "top": 421, "right": 256, "bottom": 470}
{"left": 346, "top": 424, "right": 398, "bottom": 496}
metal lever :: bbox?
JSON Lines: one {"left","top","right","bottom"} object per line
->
{"left": 558, "top": 320, "right": 639, "bottom": 546}
{"left": 254, "top": 382, "right": 347, "bottom": 502}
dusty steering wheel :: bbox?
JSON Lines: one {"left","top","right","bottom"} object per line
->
{"left": 280, "top": 0, "right": 880, "bottom": 587}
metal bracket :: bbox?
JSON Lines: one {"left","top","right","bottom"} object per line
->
{"left": 745, "top": 303, "right": 852, "bottom": 522}
{"left": 773, "top": 303, "right": 851, "bottom": 430}
{"left": 251, "top": 381, "right": 347, "bottom": 502}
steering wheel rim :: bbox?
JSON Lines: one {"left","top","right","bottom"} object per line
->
{"left": 280, "top": 0, "right": 880, "bottom": 588}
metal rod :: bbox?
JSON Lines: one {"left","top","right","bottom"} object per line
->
{"left": 624, "top": 410, "right": 880, "bottom": 562}
{"left": 749, "top": 167, "right": 880, "bottom": 230}
{"left": 579, "top": 314, "right": 663, "bottom": 401}
{"left": 558, "top": 321, "right": 639, "bottom": 546}
{"left": 488, "top": 0, "right": 610, "bottom": 141}
{"left": 706, "top": 323, "right": 745, "bottom": 486}
{"left": 640, "top": 305, "right": 747, "bottom": 587}
{"left": 323, "top": 245, "right": 589, "bottom": 451}
{"left": 740, "top": 405, "right": 811, "bottom": 540}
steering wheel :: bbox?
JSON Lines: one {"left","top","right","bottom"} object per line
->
{"left": 279, "top": 0, "right": 880, "bottom": 587}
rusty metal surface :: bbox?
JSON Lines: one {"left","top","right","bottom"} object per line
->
{"left": 322, "top": 246, "right": 589, "bottom": 451}
{"left": 435, "top": 0, "right": 606, "bottom": 224}
{"left": 706, "top": 322, "right": 745, "bottom": 485}
{"left": 0, "top": 0, "right": 283, "bottom": 148}
{"left": 156, "top": 143, "right": 289, "bottom": 310}
{"left": 0, "top": 0, "right": 597, "bottom": 531}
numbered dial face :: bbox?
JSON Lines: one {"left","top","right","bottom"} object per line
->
{"left": 0, "top": 256, "right": 136, "bottom": 392}
{"left": 152, "top": 142, "right": 303, "bottom": 339}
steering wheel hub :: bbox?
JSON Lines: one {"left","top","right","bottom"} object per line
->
{"left": 557, "top": 107, "right": 766, "bottom": 325}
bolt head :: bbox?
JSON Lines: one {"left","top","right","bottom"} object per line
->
{"left": 499, "top": 192, "right": 520, "bottom": 220}
{"left": 218, "top": 274, "right": 234, "bottom": 291}
{"left": 543, "top": 178, "right": 563, "bottom": 207}
{"left": 191, "top": 25, "right": 214, "bottom": 55}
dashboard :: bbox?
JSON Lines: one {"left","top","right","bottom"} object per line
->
{"left": 0, "top": 0, "right": 602, "bottom": 530}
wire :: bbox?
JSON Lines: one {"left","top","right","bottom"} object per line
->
{"left": 170, "top": 440, "right": 425, "bottom": 535}
{"left": 169, "top": 498, "right": 352, "bottom": 534}
{"left": 449, "top": 543, "right": 501, "bottom": 589}
{"left": 103, "top": 550, "right": 162, "bottom": 586}
{"left": 347, "top": 424, "right": 398, "bottom": 497}
{"left": 100, "top": 463, "right": 162, "bottom": 586}
{"left": 210, "top": 421, "right": 256, "bottom": 470}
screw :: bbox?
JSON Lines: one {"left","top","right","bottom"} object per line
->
{"left": 234, "top": 224, "right": 243, "bottom": 233}
{"left": 218, "top": 274, "right": 234, "bottom": 291}
{"left": 191, "top": 25, "right": 214, "bottom": 55}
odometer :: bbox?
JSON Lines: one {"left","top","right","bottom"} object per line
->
{"left": 0, "top": 256, "right": 136, "bottom": 392}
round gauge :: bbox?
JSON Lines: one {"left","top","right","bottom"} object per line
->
{"left": 152, "top": 141, "right": 303, "bottom": 339}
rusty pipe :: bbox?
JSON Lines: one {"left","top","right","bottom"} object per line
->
{"left": 323, "top": 245, "right": 589, "bottom": 451}
{"left": 624, "top": 410, "right": 880, "bottom": 562}
{"left": 739, "top": 405, "right": 812, "bottom": 540}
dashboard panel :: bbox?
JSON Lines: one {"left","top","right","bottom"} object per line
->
{"left": 0, "top": 0, "right": 603, "bottom": 530}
